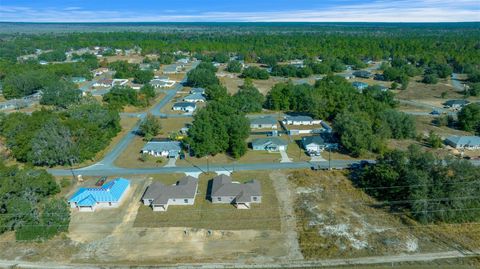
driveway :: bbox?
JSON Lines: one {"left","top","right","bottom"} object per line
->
{"left": 310, "top": 155, "right": 326, "bottom": 162}
{"left": 164, "top": 158, "right": 177, "bottom": 167}
{"left": 279, "top": 149, "right": 292, "bottom": 163}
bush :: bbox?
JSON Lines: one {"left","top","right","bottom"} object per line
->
{"left": 241, "top": 66, "right": 269, "bottom": 80}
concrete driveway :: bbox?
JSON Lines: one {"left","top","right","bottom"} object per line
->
{"left": 164, "top": 158, "right": 177, "bottom": 167}
{"left": 279, "top": 149, "right": 292, "bottom": 163}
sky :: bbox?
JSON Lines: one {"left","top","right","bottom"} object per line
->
{"left": 1, "top": 0, "right": 479, "bottom": 23}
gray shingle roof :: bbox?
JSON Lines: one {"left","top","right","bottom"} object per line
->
{"left": 173, "top": 102, "right": 196, "bottom": 109}
{"left": 444, "top": 99, "right": 470, "bottom": 106}
{"left": 302, "top": 136, "right": 325, "bottom": 146}
{"left": 250, "top": 116, "right": 278, "bottom": 126}
{"left": 143, "top": 176, "right": 198, "bottom": 205}
{"left": 251, "top": 137, "right": 288, "bottom": 148}
{"left": 285, "top": 115, "right": 313, "bottom": 122}
{"left": 211, "top": 175, "right": 261, "bottom": 199}
{"left": 190, "top": 87, "right": 205, "bottom": 94}
{"left": 445, "top": 135, "right": 480, "bottom": 147}
{"left": 184, "top": 93, "right": 206, "bottom": 101}
{"left": 142, "top": 141, "right": 182, "bottom": 153}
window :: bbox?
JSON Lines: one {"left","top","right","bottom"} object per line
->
{"left": 184, "top": 199, "right": 188, "bottom": 203}
{"left": 253, "top": 197, "right": 258, "bottom": 201}
{"left": 217, "top": 197, "right": 221, "bottom": 201}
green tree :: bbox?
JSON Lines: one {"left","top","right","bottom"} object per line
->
{"left": 40, "top": 80, "right": 82, "bottom": 108}
{"left": 102, "top": 86, "right": 139, "bottom": 109}
{"left": 241, "top": 66, "right": 269, "bottom": 80}
{"left": 457, "top": 103, "right": 480, "bottom": 134}
{"left": 232, "top": 79, "right": 264, "bottom": 113}
{"left": 138, "top": 113, "right": 161, "bottom": 141}
{"left": 422, "top": 74, "right": 439, "bottom": 84}
{"left": 133, "top": 69, "right": 154, "bottom": 84}
{"left": 427, "top": 131, "right": 443, "bottom": 148}
{"left": 226, "top": 60, "right": 242, "bottom": 73}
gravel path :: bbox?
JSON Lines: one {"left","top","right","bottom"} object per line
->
{"left": 270, "top": 170, "right": 304, "bottom": 260}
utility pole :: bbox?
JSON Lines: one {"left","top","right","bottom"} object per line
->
{"left": 328, "top": 147, "right": 331, "bottom": 170}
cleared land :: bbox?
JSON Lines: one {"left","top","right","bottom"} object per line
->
{"left": 134, "top": 171, "right": 281, "bottom": 230}
{"left": 291, "top": 170, "right": 480, "bottom": 259}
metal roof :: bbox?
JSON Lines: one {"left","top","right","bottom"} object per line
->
{"left": 184, "top": 93, "right": 206, "bottom": 101}
{"left": 285, "top": 115, "right": 313, "bottom": 121}
{"left": 69, "top": 178, "right": 130, "bottom": 206}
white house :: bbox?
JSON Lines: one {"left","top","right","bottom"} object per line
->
{"left": 283, "top": 115, "right": 321, "bottom": 126}
{"left": 141, "top": 141, "right": 182, "bottom": 158}
{"left": 183, "top": 93, "right": 206, "bottom": 103}
{"left": 172, "top": 102, "right": 196, "bottom": 113}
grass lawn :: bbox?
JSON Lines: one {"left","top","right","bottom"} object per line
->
{"left": 114, "top": 136, "right": 168, "bottom": 168}
{"left": 286, "top": 138, "right": 310, "bottom": 162}
{"left": 159, "top": 117, "right": 192, "bottom": 136}
{"left": 133, "top": 171, "right": 281, "bottom": 230}
{"left": 415, "top": 115, "right": 471, "bottom": 137}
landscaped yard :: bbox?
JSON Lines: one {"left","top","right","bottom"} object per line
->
{"left": 133, "top": 171, "right": 281, "bottom": 230}
{"left": 114, "top": 136, "right": 167, "bottom": 168}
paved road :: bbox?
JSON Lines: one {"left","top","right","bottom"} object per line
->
{"left": 80, "top": 61, "right": 199, "bottom": 168}
{"left": 49, "top": 159, "right": 360, "bottom": 177}
{"left": 0, "top": 249, "right": 478, "bottom": 269}
{"left": 397, "top": 99, "right": 458, "bottom": 117}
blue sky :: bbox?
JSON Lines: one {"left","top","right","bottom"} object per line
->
{"left": 1, "top": 0, "right": 479, "bottom": 22}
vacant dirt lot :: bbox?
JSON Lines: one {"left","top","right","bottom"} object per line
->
{"left": 291, "top": 170, "right": 480, "bottom": 259}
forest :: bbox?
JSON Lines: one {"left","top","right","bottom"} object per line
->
{"left": 358, "top": 145, "right": 480, "bottom": 223}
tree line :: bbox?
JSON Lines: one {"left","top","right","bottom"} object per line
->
{"left": 358, "top": 145, "right": 480, "bottom": 223}
{"left": 0, "top": 162, "right": 69, "bottom": 241}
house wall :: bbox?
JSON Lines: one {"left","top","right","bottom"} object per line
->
{"left": 212, "top": 196, "right": 236, "bottom": 204}
{"left": 305, "top": 143, "right": 323, "bottom": 153}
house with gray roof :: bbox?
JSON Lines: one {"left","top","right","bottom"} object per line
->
{"left": 172, "top": 102, "right": 196, "bottom": 113}
{"left": 444, "top": 99, "right": 470, "bottom": 109}
{"left": 250, "top": 116, "right": 278, "bottom": 129}
{"left": 283, "top": 115, "right": 321, "bottom": 126}
{"left": 141, "top": 140, "right": 182, "bottom": 158}
{"left": 163, "top": 64, "right": 181, "bottom": 74}
{"left": 142, "top": 176, "right": 198, "bottom": 211}
{"left": 210, "top": 175, "right": 262, "bottom": 209}
{"left": 353, "top": 70, "right": 372, "bottom": 78}
{"left": 251, "top": 137, "right": 288, "bottom": 152}
{"left": 445, "top": 135, "right": 480, "bottom": 150}
{"left": 352, "top": 81, "right": 369, "bottom": 92}
{"left": 190, "top": 87, "right": 206, "bottom": 94}
{"left": 302, "top": 135, "right": 338, "bottom": 156}
{"left": 183, "top": 92, "right": 206, "bottom": 103}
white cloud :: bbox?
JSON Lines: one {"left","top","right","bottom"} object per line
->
{"left": 0, "top": 1, "right": 479, "bottom": 22}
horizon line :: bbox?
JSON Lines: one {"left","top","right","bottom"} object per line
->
{"left": 1, "top": 21, "right": 479, "bottom": 24}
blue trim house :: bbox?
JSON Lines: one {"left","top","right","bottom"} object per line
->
{"left": 69, "top": 178, "right": 131, "bottom": 212}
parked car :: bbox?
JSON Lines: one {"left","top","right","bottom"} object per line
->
{"left": 95, "top": 176, "right": 107, "bottom": 186}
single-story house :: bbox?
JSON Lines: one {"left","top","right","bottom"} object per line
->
{"left": 183, "top": 93, "right": 206, "bottom": 103}
{"left": 444, "top": 99, "right": 470, "bottom": 109}
{"left": 338, "top": 73, "right": 354, "bottom": 80}
{"left": 210, "top": 175, "right": 262, "bottom": 209}
{"left": 71, "top": 77, "right": 86, "bottom": 83}
{"left": 352, "top": 81, "right": 369, "bottom": 92}
{"left": 445, "top": 135, "right": 480, "bottom": 150}
{"left": 302, "top": 135, "right": 338, "bottom": 155}
{"left": 139, "top": 63, "right": 151, "bottom": 71}
{"left": 250, "top": 116, "right": 278, "bottom": 129}
{"left": 190, "top": 87, "right": 206, "bottom": 94}
{"left": 112, "top": 79, "right": 128, "bottom": 86}
{"left": 283, "top": 115, "right": 321, "bottom": 126}
{"left": 321, "top": 121, "right": 333, "bottom": 133}
{"left": 172, "top": 102, "right": 196, "bottom": 113}
{"left": 141, "top": 140, "right": 182, "bottom": 158}
{"left": 150, "top": 78, "right": 175, "bottom": 88}
{"left": 251, "top": 137, "right": 288, "bottom": 152}
{"left": 93, "top": 78, "right": 113, "bottom": 88}
{"left": 177, "top": 58, "right": 190, "bottom": 64}
{"left": 68, "top": 178, "right": 130, "bottom": 212}
{"left": 353, "top": 70, "right": 372, "bottom": 78}
{"left": 92, "top": 67, "right": 109, "bottom": 76}
{"left": 142, "top": 176, "right": 198, "bottom": 211}
{"left": 164, "top": 64, "right": 181, "bottom": 74}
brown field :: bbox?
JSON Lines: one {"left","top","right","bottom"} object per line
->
{"left": 104, "top": 54, "right": 144, "bottom": 64}
{"left": 291, "top": 170, "right": 480, "bottom": 259}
